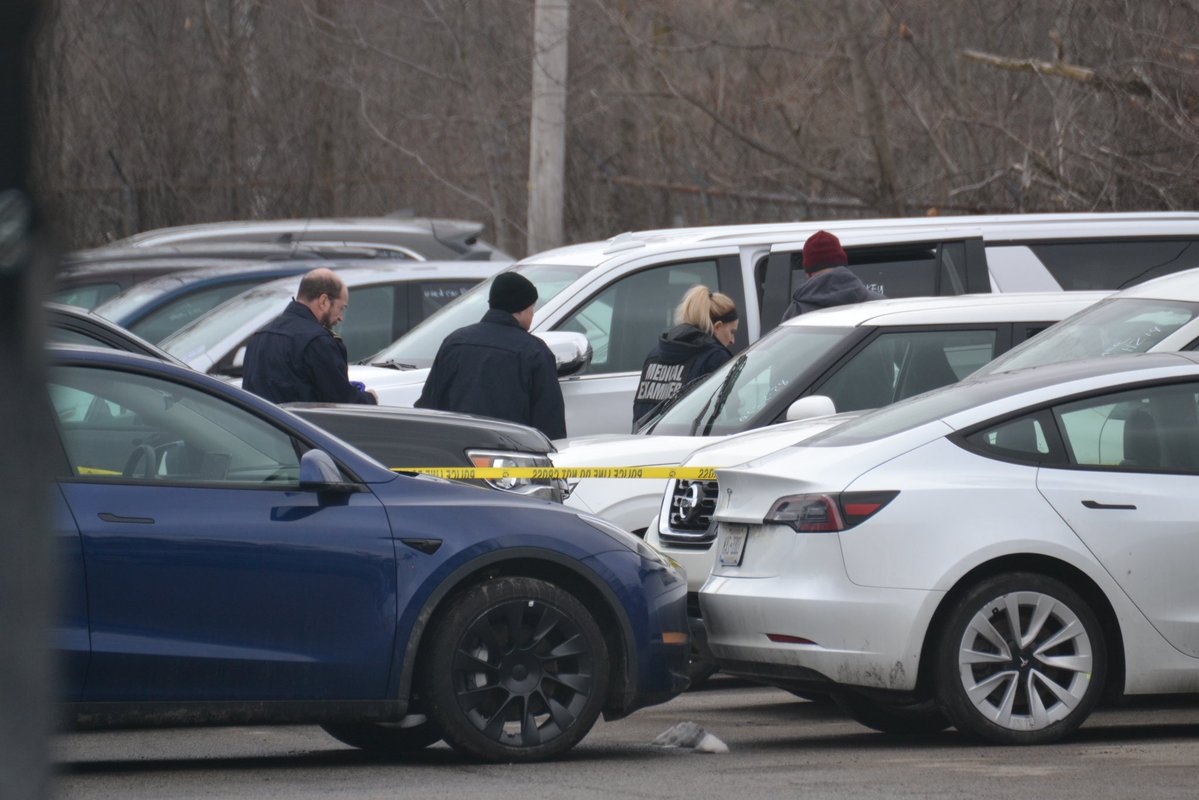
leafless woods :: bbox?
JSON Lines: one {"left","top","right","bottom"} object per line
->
{"left": 30, "top": 0, "right": 1199, "bottom": 254}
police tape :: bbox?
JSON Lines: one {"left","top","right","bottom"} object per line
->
{"left": 391, "top": 466, "right": 718, "bottom": 481}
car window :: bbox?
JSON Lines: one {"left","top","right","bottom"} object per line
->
{"left": 368, "top": 263, "right": 589, "bottom": 368}
{"left": 966, "top": 412, "right": 1060, "bottom": 462}
{"left": 50, "top": 365, "right": 303, "bottom": 485}
{"left": 415, "top": 281, "right": 474, "bottom": 319}
{"left": 1028, "top": 240, "right": 1199, "bottom": 290}
{"left": 51, "top": 283, "right": 122, "bottom": 310}
{"left": 556, "top": 260, "right": 720, "bottom": 375}
{"left": 338, "top": 284, "right": 398, "bottom": 361}
{"left": 128, "top": 281, "right": 263, "bottom": 344}
{"left": 816, "top": 329, "right": 999, "bottom": 412}
{"left": 1053, "top": 382, "right": 1199, "bottom": 472}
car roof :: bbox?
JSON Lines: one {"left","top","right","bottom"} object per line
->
{"left": 240, "top": 262, "right": 506, "bottom": 294}
{"left": 120, "top": 216, "right": 478, "bottom": 240}
{"left": 521, "top": 212, "right": 1199, "bottom": 270}
{"left": 778, "top": 291, "right": 1111, "bottom": 328}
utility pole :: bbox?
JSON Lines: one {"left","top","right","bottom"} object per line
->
{"left": 0, "top": 1, "right": 56, "bottom": 798}
{"left": 526, "top": 0, "right": 569, "bottom": 256}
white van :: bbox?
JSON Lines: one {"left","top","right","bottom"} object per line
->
{"left": 350, "top": 212, "right": 1199, "bottom": 435}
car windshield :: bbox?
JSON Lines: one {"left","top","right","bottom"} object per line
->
{"left": 366, "top": 263, "right": 590, "bottom": 368}
{"left": 161, "top": 282, "right": 296, "bottom": 363}
{"left": 644, "top": 325, "right": 851, "bottom": 437}
{"left": 975, "top": 297, "right": 1199, "bottom": 377}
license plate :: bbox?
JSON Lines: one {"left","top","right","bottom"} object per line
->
{"left": 718, "top": 524, "right": 748, "bottom": 567}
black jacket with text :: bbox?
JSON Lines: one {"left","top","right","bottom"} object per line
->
{"left": 632, "top": 323, "right": 732, "bottom": 427}
{"left": 415, "top": 308, "right": 567, "bottom": 439}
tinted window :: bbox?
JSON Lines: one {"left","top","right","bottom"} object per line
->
{"left": 816, "top": 329, "right": 998, "bottom": 412}
{"left": 759, "top": 243, "right": 952, "bottom": 327}
{"left": 557, "top": 260, "right": 720, "bottom": 375}
{"left": 339, "top": 284, "right": 399, "bottom": 360}
{"left": 1029, "top": 240, "right": 1199, "bottom": 290}
{"left": 50, "top": 366, "right": 302, "bottom": 485}
{"left": 964, "top": 410, "right": 1063, "bottom": 464}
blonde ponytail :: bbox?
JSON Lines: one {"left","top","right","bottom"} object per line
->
{"left": 674, "top": 285, "right": 737, "bottom": 335}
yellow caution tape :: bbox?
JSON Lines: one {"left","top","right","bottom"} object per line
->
{"left": 392, "top": 466, "right": 718, "bottom": 481}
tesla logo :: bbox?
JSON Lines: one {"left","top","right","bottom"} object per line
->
{"left": 675, "top": 482, "right": 703, "bottom": 521}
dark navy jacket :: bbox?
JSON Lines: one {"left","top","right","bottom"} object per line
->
{"left": 415, "top": 308, "right": 567, "bottom": 439}
{"left": 242, "top": 300, "right": 377, "bottom": 405}
{"left": 781, "top": 266, "right": 886, "bottom": 320}
{"left": 632, "top": 323, "right": 732, "bottom": 425}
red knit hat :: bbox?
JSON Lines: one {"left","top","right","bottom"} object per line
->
{"left": 802, "top": 230, "right": 847, "bottom": 272}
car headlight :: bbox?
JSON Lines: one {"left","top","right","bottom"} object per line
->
{"left": 466, "top": 449, "right": 566, "bottom": 502}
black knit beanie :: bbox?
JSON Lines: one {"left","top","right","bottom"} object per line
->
{"left": 488, "top": 271, "right": 538, "bottom": 313}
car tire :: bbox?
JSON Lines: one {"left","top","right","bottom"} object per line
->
{"left": 320, "top": 720, "right": 442, "bottom": 755}
{"left": 686, "top": 659, "right": 718, "bottom": 689}
{"left": 935, "top": 572, "right": 1106, "bottom": 745}
{"left": 832, "top": 691, "right": 950, "bottom": 734}
{"left": 421, "top": 576, "right": 609, "bottom": 762}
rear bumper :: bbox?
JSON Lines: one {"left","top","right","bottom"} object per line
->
{"left": 700, "top": 533, "right": 943, "bottom": 693}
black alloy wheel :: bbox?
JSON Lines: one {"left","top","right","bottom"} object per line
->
{"left": 422, "top": 576, "right": 609, "bottom": 762}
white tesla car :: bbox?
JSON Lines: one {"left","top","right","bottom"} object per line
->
{"left": 701, "top": 351, "right": 1199, "bottom": 744}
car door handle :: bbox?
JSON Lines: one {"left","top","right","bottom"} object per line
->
{"left": 1081, "top": 500, "right": 1137, "bottom": 511}
{"left": 98, "top": 512, "right": 155, "bottom": 524}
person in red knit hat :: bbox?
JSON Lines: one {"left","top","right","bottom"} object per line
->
{"left": 781, "top": 229, "right": 885, "bottom": 320}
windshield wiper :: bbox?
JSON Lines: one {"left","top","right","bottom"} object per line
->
{"left": 370, "top": 358, "right": 419, "bottom": 370}
{"left": 690, "top": 355, "right": 746, "bottom": 436}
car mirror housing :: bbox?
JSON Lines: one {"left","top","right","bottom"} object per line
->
{"left": 785, "top": 394, "right": 837, "bottom": 422}
{"left": 299, "top": 449, "right": 358, "bottom": 493}
{"left": 537, "top": 331, "right": 593, "bottom": 377}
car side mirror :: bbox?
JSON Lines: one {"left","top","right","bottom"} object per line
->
{"left": 785, "top": 395, "right": 836, "bottom": 422}
{"left": 536, "top": 331, "right": 593, "bottom": 377}
{"left": 299, "top": 449, "right": 358, "bottom": 493}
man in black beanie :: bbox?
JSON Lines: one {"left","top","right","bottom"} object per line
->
{"left": 415, "top": 271, "right": 567, "bottom": 439}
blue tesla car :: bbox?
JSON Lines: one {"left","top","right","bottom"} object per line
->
{"left": 48, "top": 346, "right": 688, "bottom": 762}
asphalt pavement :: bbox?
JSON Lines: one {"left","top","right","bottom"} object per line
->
{"left": 54, "top": 677, "right": 1199, "bottom": 800}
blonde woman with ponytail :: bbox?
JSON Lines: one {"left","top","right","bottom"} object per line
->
{"left": 631, "top": 285, "right": 739, "bottom": 428}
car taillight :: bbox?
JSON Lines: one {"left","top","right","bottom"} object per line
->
{"left": 763, "top": 491, "right": 897, "bottom": 532}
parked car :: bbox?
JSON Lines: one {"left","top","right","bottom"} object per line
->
{"left": 114, "top": 215, "right": 511, "bottom": 261}
{"left": 160, "top": 263, "right": 505, "bottom": 376}
{"left": 48, "top": 346, "right": 688, "bottom": 761}
{"left": 285, "top": 403, "right": 566, "bottom": 502}
{"left": 701, "top": 350, "right": 1199, "bottom": 744}
{"left": 553, "top": 291, "right": 1107, "bottom": 537}
{"left": 347, "top": 212, "right": 1199, "bottom": 435}
{"left": 973, "top": 266, "right": 1199, "bottom": 376}
{"left": 52, "top": 243, "right": 387, "bottom": 310}
{"left": 45, "top": 302, "right": 184, "bottom": 364}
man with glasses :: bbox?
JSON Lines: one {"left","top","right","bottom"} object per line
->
{"left": 243, "top": 267, "right": 378, "bottom": 404}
